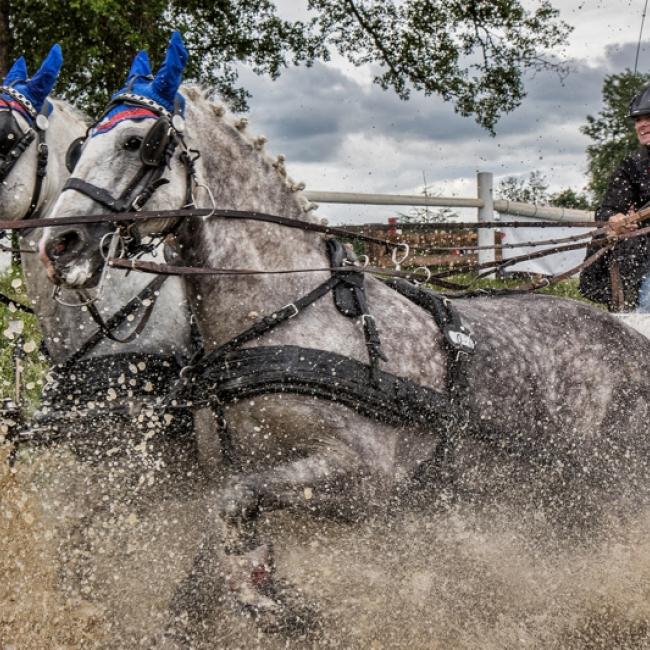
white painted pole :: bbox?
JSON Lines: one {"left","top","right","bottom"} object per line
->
{"left": 304, "top": 190, "right": 481, "bottom": 209}
{"left": 477, "top": 172, "right": 495, "bottom": 278}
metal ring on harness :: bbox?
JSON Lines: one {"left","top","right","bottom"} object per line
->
{"left": 193, "top": 181, "right": 216, "bottom": 219}
{"left": 51, "top": 284, "right": 97, "bottom": 307}
{"left": 391, "top": 243, "right": 410, "bottom": 271}
{"left": 343, "top": 254, "right": 370, "bottom": 269}
{"left": 357, "top": 254, "right": 370, "bottom": 268}
{"left": 100, "top": 229, "right": 125, "bottom": 262}
{"left": 179, "top": 365, "right": 194, "bottom": 380}
{"left": 412, "top": 266, "right": 432, "bottom": 286}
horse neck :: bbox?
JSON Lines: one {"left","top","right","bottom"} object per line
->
{"left": 180, "top": 96, "right": 329, "bottom": 346}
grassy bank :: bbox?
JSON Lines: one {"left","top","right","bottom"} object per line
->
{"left": 0, "top": 265, "right": 48, "bottom": 406}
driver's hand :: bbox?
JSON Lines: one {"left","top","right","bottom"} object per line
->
{"left": 606, "top": 211, "right": 639, "bottom": 237}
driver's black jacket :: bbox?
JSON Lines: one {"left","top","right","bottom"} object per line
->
{"left": 579, "top": 147, "right": 650, "bottom": 311}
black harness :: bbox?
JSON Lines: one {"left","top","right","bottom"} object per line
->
{"left": 174, "top": 237, "right": 476, "bottom": 469}
{"left": 2, "top": 94, "right": 201, "bottom": 454}
{"left": 0, "top": 88, "right": 51, "bottom": 314}
{"left": 62, "top": 94, "right": 194, "bottom": 231}
{"left": 6, "top": 352, "right": 194, "bottom": 458}
{"left": 36, "top": 91, "right": 478, "bottom": 483}
{"left": 0, "top": 86, "right": 50, "bottom": 227}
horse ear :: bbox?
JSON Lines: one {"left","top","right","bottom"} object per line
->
{"left": 27, "top": 43, "right": 63, "bottom": 106}
{"left": 151, "top": 31, "right": 188, "bottom": 105}
{"left": 127, "top": 50, "right": 152, "bottom": 81}
{"left": 4, "top": 56, "right": 29, "bottom": 86}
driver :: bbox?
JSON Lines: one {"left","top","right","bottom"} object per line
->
{"left": 579, "top": 83, "right": 650, "bottom": 312}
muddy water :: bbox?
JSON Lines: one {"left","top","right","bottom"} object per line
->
{"left": 2, "top": 442, "right": 650, "bottom": 649}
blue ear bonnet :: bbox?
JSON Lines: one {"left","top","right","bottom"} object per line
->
{"left": 111, "top": 32, "right": 188, "bottom": 116}
{"left": 1, "top": 44, "right": 62, "bottom": 118}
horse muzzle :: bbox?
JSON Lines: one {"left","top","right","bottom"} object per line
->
{"left": 39, "top": 226, "right": 103, "bottom": 288}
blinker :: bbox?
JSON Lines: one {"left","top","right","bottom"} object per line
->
{"left": 0, "top": 111, "right": 23, "bottom": 156}
{"left": 141, "top": 116, "right": 171, "bottom": 167}
{"left": 65, "top": 136, "right": 85, "bottom": 172}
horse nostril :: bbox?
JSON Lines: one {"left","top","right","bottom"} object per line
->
{"left": 47, "top": 230, "right": 82, "bottom": 260}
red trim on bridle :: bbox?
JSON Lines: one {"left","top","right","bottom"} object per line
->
{"left": 0, "top": 98, "right": 32, "bottom": 122}
{"left": 93, "top": 107, "right": 158, "bottom": 135}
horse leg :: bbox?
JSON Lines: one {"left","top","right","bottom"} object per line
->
{"left": 165, "top": 444, "right": 372, "bottom": 643}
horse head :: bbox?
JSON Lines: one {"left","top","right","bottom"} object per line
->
{"left": 39, "top": 29, "right": 318, "bottom": 291}
{"left": 40, "top": 32, "right": 191, "bottom": 288}
{"left": 0, "top": 44, "right": 85, "bottom": 223}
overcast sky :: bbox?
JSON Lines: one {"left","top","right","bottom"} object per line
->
{"left": 235, "top": 1, "right": 650, "bottom": 224}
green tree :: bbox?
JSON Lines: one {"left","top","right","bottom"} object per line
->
{"left": 497, "top": 170, "right": 591, "bottom": 208}
{"left": 0, "top": 0, "right": 571, "bottom": 128}
{"left": 581, "top": 70, "right": 650, "bottom": 203}
{"left": 497, "top": 170, "right": 550, "bottom": 204}
{"left": 549, "top": 187, "right": 592, "bottom": 210}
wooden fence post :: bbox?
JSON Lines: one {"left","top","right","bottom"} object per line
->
{"left": 477, "top": 171, "right": 495, "bottom": 278}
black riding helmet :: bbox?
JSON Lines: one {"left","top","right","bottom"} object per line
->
{"left": 629, "top": 83, "right": 650, "bottom": 118}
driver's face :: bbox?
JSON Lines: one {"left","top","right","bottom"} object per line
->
{"left": 635, "top": 114, "right": 650, "bottom": 146}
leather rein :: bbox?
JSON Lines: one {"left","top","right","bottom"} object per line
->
{"left": 3, "top": 202, "right": 643, "bottom": 296}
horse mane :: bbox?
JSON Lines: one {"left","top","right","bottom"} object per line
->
{"left": 50, "top": 96, "right": 89, "bottom": 124}
{"left": 181, "top": 84, "right": 323, "bottom": 223}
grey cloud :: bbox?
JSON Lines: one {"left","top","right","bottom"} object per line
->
{"left": 238, "top": 39, "right": 643, "bottom": 166}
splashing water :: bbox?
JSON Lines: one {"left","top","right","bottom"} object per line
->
{"left": 2, "top": 441, "right": 650, "bottom": 649}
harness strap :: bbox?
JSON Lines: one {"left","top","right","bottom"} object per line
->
{"left": 0, "top": 128, "right": 35, "bottom": 179}
{"left": 187, "top": 275, "right": 342, "bottom": 377}
{"left": 0, "top": 291, "right": 33, "bottom": 314}
{"left": 64, "top": 166, "right": 169, "bottom": 214}
{"left": 326, "top": 238, "right": 387, "bottom": 381}
{"left": 63, "top": 177, "right": 130, "bottom": 212}
{"left": 81, "top": 273, "right": 167, "bottom": 344}
{"left": 198, "top": 345, "right": 459, "bottom": 430}
{"left": 23, "top": 106, "right": 50, "bottom": 221}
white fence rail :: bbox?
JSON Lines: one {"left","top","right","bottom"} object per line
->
{"left": 305, "top": 171, "right": 595, "bottom": 276}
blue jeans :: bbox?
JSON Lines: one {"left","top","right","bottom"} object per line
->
{"left": 638, "top": 275, "right": 650, "bottom": 313}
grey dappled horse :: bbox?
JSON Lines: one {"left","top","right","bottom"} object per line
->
{"left": 0, "top": 50, "right": 195, "bottom": 453}
{"left": 40, "top": 34, "right": 650, "bottom": 640}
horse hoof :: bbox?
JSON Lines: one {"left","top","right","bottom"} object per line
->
{"left": 245, "top": 577, "right": 322, "bottom": 638}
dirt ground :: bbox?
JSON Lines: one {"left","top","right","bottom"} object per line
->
{"left": 3, "top": 439, "right": 650, "bottom": 650}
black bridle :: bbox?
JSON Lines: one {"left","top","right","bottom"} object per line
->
{"left": 62, "top": 93, "right": 196, "bottom": 249}
{"left": 57, "top": 92, "right": 198, "bottom": 338}
{"left": 0, "top": 86, "right": 50, "bottom": 223}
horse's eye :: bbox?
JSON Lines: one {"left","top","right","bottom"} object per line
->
{"left": 123, "top": 136, "right": 142, "bottom": 151}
